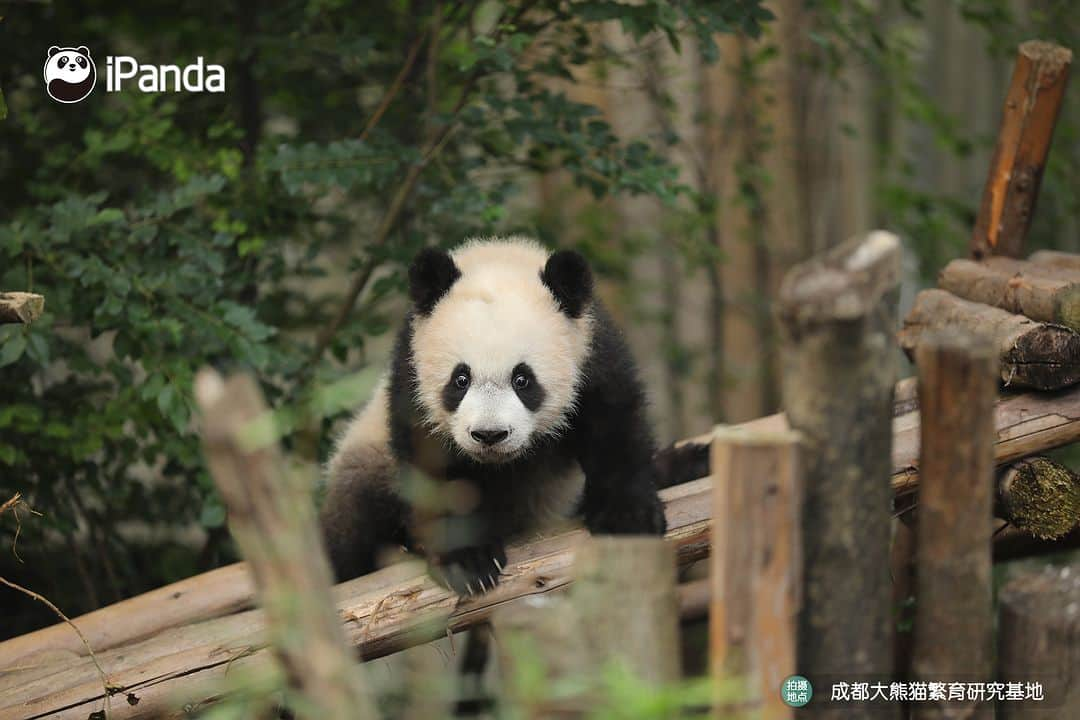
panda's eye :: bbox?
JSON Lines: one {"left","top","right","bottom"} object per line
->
{"left": 512, "top": 373, "right": 529, "bottom": 390}
{"left": 58, "top": 56, "right": 68, "bottom": 66}
{"left": 77, "top": 57, "right": 86, "bottom": 68}
{"left": 454, "top": 373, "right": 470, "bottom": 389}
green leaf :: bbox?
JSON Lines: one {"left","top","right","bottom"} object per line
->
{"left": 0, "top": 330, "right": 27, "bottom": 368}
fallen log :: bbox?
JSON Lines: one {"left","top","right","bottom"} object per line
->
{"left": 0, "top": 292, "right": 44, "bottom": 324}
{"left": 970, "top": 41, "right": 1072, "bottom": 260}
{"left": 938, "top": 258, "right": 1080, "bottom": 331}
{"left": 9, "top": 381, "right": 1080, "bottom": 676}
{"left": 0, "top": 480, "right": 712, "bottom": 720}
{"left": 898, "top": 288, "right": 1080, "bottom": 390}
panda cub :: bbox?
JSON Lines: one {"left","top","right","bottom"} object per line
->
{"left": 321, "top": 238, "right": 684, "bottom": 595}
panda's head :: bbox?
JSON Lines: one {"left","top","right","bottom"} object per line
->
{"left": 408, "top": 239, "right": 594, "bottom": 463}
{"left": 44, "top": 46, "right": 96, "bottom": 103}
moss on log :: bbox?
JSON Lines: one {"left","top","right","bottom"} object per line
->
{"left": 998, "top": 456, "right": 1080, "bottom": 539}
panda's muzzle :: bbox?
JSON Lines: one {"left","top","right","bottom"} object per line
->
{"left": 470, "top": 429, "right": 510, "bottom": 446}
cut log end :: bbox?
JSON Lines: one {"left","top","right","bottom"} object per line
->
{"left": 1019, "top": 40, "right": 1073, "bottom": 72}
{"left": 999, "top": 457, "right": 1080, "bottom": 539}
{"left": 779, "top": 231, "right": 901, "bottom": 323}
{"left": 0, "top": 292, "right": 45, "bottom": 324}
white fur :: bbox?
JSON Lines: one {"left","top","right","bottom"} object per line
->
{"left": 410, "top": 237, "right": 593, "bottom": 462}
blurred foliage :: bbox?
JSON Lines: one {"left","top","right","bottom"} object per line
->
{"left": 807, "top": 0, "right": 1080, "bottom": 279}
{"left": 0, "top": 0, "right": 769, "bottom": 637}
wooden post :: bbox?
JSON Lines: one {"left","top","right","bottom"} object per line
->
{"left": 970, "top": 41, "right": 1072, "bottom": 259}
{"left": 998, "top": 563, "right": 1080, "bottom": 718}
{"left": 194, "top": 370, "right": 378, "bottom": 720}
{"left": 710, "top": 427, "right": 801, "bottom": 720}
{"left": 0, "top": 292, "right": 44, "bottom": 324}
{"left": 493, "top": 595, "right": 586, "bottom": 715}
{"left": 911, "top": 333, "right": 997, "bottom": 720}
{"left": 777, "top": 230, "right": 901, "bottom": 718}
{"left": 572, "top": 536, "right": 680, "bottom": 686}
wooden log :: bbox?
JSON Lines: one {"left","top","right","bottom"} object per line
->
{"left": 993, "top": 523, "right": 1080, "bottom": 562}
{"left": 997, "top": 456, "right": 1080, "bottom": 539}
{"left": 572, "top": 536, "right": 681, "bottom": 686}
{"left": 998, "top": 563, "right": 1080, "bottom": 718}
{"left": 777, "top": 230, "right": 900, "bottom": 719}
{"left": 970, "top": 41, "right": 1072, "bottom": 259}
{"left": 194, "top": 370, "right": 377, "bottom": 720}
{"left": 911, "top": 334, "right": 996, "bottom": 720}
{"left": 709, "top": 427, "right": 801, "bottom": 720}
{"left": 0, "top": 563, "right": 254, "bottom": 672}
{"left": 0, "top": 292, "right": 44, "bottom": 324}
{"left": 1028, "top": 248, "right": 1080, "bottom": 272}
{"left": 898, "top": 288, "right": 1080, "bottom": 390}
{"left": 939, "top": 258, "right": 1080, "bottom": 331}
{"left": 0, "top": 479, "right": 712, "bottom": 720}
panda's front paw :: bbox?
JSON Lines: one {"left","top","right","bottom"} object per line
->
{"left": 430, "top": 542, "right": 507, "bottom": 597}
{"left": 585, "top": 491, "right": 667, "bottom": 536}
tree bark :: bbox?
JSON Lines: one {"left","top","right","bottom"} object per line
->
{"left": 710, "top": 427, "right": 801, "bottom": 720}
{"left": 899, "top": 288, "right": 1080, "bottom": 390}
{"left": 778, "top": 230, "right": 901, "bottom": 719}
{"left": 939, "top": 258, "right": 1080, "bottom": 331}
{"left": 970, "top": 41, "right": 1072, "bottom": 259}
{"left": 0, "top": 292, "right": 44, "bottom": 324}
{"left": 998, "top": 563, "right": 1080, "bottom": 718}
{"left": 194, "top": 370, "right": 378, "bottom": 720}
{"left": 911, "top": 334, "right": 996, "bottom": 720}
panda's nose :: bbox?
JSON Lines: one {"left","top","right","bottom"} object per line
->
{"left": 471, "top": 429, "right": 509, "bottom": 446}
{"left": 69, "top": 64, "right": 76, "bottom": 69}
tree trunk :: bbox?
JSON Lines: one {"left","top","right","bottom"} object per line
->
{"left": 778, "top": 230, "right": 901, "bottom": 719}
{"left": 899, "top": 288, "right": 1080, "bottom": 390}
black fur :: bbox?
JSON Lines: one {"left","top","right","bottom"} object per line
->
{"left": 409, "top": 247, "right": 461, "bottom": 315}
{"left": 441, "top": 363, "right": 471, "bottom": 412}
{"left": 653, "top": 442, "right": 710, "bottom": 489}
{"left": 511, "top": 362, "right": 545, "bottom": 411}
{"left": 540, "top": 250, "right": 593, "bottom": 318}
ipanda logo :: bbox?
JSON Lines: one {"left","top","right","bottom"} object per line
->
{"left": 44, "top": 45, "right": 225, "bottom": 103}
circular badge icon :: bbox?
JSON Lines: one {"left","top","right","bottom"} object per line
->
{"left": 44, "top": 46, "right": 97, "bottom": 104}
{"left": 781, "top": 675, "right": 813, "bottom": 708}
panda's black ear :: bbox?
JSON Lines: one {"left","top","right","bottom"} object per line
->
{"left": 541, "top": 250, "right": 593, "bottom": 318}
{"left": 409, "top": 247, "right": 461, "bottom": 315}
{"left": 48, "top": 46, "right": 61, "bottom": 58}
{"left": 76, "top": 46, "right": 91, "bottom": 57}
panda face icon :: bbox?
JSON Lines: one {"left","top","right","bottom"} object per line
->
{"left": 44, "top": 46, "right": 96, "bottom": 103}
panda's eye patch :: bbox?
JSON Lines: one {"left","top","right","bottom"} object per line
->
{"left": 77, "top": 57, "right": 87, "bottom": 68}
{"left": 58, "top": 55, "right": 68, "bottom": 66}
{"left": 511, "top": 362, "right": 545, "bottom": 412}
{"left": 441, "top": 363, "right": 471, "bottom": 412}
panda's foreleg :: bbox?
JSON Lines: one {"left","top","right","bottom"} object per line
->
{"left": 319, "top": 447, "right": 411, "bottom": 582}
{"left": 576, "top": 396, "right": 667, "bottom": 537}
